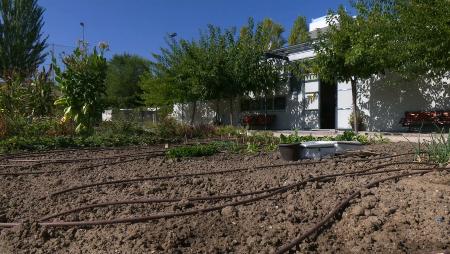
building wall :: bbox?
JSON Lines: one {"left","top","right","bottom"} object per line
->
{"left": 359, "top": 73, "right": 450, "bottom": 132}
{"left": 171, "top": 47, "right": 449, "bottom": 132}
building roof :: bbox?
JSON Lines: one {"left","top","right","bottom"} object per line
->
{"left": 270, "top": 43, "right": 312, "bottom": 57}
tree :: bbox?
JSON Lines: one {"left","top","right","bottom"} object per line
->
{"left": 393, "top": 0, "right": 450, "bottom": 78}
{"left": 259, "top": 18, "right": 286, "bottom": 50}
{"left": 105, "top": 54, "right": 150, "bottom": 108}
{"left": 354, "top": 0, "right": 449, "bottom": 78}
{"left": 0, "top": 0, "right": 47, "bottom": 80}
{"left": 313, "top": 6, "right": 392, "bottom": 132}
{"left": 142, "top": 19, "right": 287, "bottom": 126}
{"left": 54, "top": 43, "right": 108, "bottom": 135}
{"left": 288, "top": 16, "right": 310, "bottom": 45}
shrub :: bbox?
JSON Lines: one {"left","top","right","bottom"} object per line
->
{"left": 97, "top": 120, "right": 147, "bottom": 136}
{"left": 280, "top": 131, "right": 316, "bottom": 144}
{"left": 215, "top": 125, "right": 245, "bottom": 137}
{"left": 166, "top": 144, "right": 220, "bottom": 158}
{"left": 54, "top": 42, "right": 108, "bottom": 134}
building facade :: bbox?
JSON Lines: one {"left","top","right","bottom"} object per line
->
{"left": 173, "top": 17, "right": 450, "bottom": 132}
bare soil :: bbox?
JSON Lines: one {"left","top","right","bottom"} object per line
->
{"left": 0, "top": 142, "right": 449, "bottom": 253}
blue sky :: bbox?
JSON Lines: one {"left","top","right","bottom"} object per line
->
{"left": 39, "top": 0, "right": 351, "bottom": 62}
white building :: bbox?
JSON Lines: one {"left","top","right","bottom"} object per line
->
{"left": 173, "top": 16, "right": 450, "bottom": 132}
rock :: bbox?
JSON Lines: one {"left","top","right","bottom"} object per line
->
{"left": 364, "top": 209, "right": 372, "bottom": 216}
{"left": 353, "top": 206, "right": 365, "bottom": 216}
{"left": 381, "top": 205, "right": 397, "bottom": 215}
{"left": 272, "top": 153, "right": 280, "bottom": 160}
{"left": 246, "top": 236, "right": 257, "bottom": 245}
{"left": 434, "top": 191, "right": 444, "bottom": 199}
{"left": 435, "top": 216, "right": 445, "bottom": 224}
{"left": 221, "top": 206, "right": 237, "bottom": 217}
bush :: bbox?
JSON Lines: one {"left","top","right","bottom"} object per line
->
{"left": 215, "top": 125, "right": 245, "bottom": 137}
{"left": 148, "top": 117, "right": 217, "bottom": 140}
{"left": 0, "top": 133, "right": 158, "bottom": 153}
{"left": 280, "top": 131, "right": 317, "bottom": 144}
{"left": 0, "top": 116, "right": 75, "bottom": 139}
{"left": 96, "top": 120, "right": 147, "bottom": 136}
{"left": 166, "top": 144, "right": 220, "bottom": 158}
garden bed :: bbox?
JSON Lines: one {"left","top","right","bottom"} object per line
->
{"left": 0, "top": 142, "right": 448, "bottom": 253}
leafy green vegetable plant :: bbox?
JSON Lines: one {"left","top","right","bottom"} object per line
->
{"left": 53, "top": 42, "right": 108, "bottom": 135}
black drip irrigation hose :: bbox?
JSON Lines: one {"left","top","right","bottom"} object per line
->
{"left": 47, "top": 160, "right": 433, "bottom": 198}
{"left": 0, "top": 145, "right": 159, "bottom": 161}
{"left": 0, "top": 166, "right": 445, "bottom": 228}
{"left": 38, "top": 164, "right": 439, "bottom": 222}
{"left": 274, "top": 168, "right": 449, "bottom": 253}
{"left": 0, "top": 154, "right": 164, "bottom": 176}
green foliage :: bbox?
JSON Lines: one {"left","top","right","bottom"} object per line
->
{"left": 279, "top": 131, "right": 372, "bottom": 145}
{"left": 0, "top": 0, "right": 48, "bottom": 80}
{"left": 96, "top": 120, "right": 147, "bottom": 136}
{"left": 141, "top": 18, "right": 288, "bottom": 124}
{"left": 54, "top": 43, "right": 108, "bottom": 135}
{"left": 313, "top": 5, "right": 393, "bottom": 132}
{"left": 394, "top": 0, "right": 450, "bottom": 78}
{"left": 166, "top": 143, "right": 220, "bottom": 158}
{"left": 357, "top": 0, "right": 450, "bottom": 78}
{"left": 29, "top": 67, "right": 56, "bottom": 117}
{"left": 0, "top": 75, "right": 29, "bottom": 116}
{"left": 105, "top": 54, "right": 150, "bottom": 108}
{"left": 215, "top": 125, "right": 245, "bottom": 137}
{"left": 348, "top": 111, "right": 367, "bottom": 131}
{"left": 146, "top": 117, "right": 217, "bottom": 141}
{"left": 288, "top": 16, "right": 310, "bottom": 45}
{"left": 280, "top": 131, "right": 316, "bottom": 144}
{"left": 243, "top": 131, "right": 279, "bottom": 153}
{"left": 0, "top": 67, "right": 55, "bottom": 118}
{"left": 0, "top": 134, "right": 158, "bottom": 153}
{"left": 416, "top": 131, "right": 450, "bottom": 164}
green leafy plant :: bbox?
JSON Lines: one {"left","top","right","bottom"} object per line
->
{"left": 166, "top": 143, "right": 220, "bottom": 158}
{"left": 280, "top": 131, "right": 316, "bottom": 144}
{"left": 53, "top": 42, "right": 108, "bottom": 135}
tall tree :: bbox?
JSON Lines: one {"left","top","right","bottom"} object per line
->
{"left": 105, "top": 54, "right": 150, "bottom": 108}
{"left": 259, "top": 18, "right": 286, "bottom": 50}
{"left": 354, "top": 0, "right": 449, "bottom": 78}
{"left": 393, "top": 0, "right": 450, "bottom": 78}
{"left": 288, "top": 16, "right": 310, "bottom": 45}
{"left": 0, "top": 0, "right": 48, "bottom": 80}
{"left": 313, "top": 6, "right": 392, "bottom": 132}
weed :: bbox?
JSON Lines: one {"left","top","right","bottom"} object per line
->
{"left": 420, "top": 130, "right": 450, "bottom": 164}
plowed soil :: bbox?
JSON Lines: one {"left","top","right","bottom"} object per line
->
{"left": 0, "top": 142, "right": 449, "bottom": 253}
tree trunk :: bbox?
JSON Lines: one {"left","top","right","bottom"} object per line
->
{"left": 229, "top": 98, "right": 233, "bottom": 126}
{"left": 351, "top": 78, "right": 359, "bottom": 133}
{"left": 215, "top": 100, "right": 220, "bottom": 124}
{"left": 190, "top": 101, "right": 196, "bottom": 125}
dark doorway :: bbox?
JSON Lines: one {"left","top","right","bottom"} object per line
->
{"left": 319, "top": 80, "right": 337, "bottom": 129}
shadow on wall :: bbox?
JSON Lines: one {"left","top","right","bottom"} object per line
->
{"left": 287, "top": 91, "right": 303, "bottom": 129}
{"left": 287, "top": 89, "right": 320, "bottom": 130}
{"left": 360, "top": 73, "right": 450, "bottom": 132}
